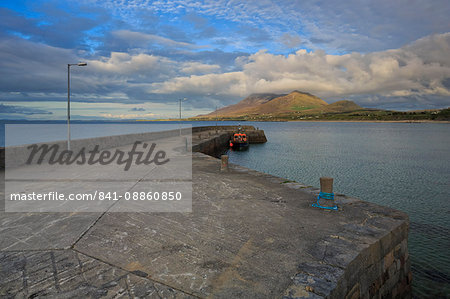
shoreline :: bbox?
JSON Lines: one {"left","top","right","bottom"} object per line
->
{"left": 289, "top": 119, "right": 450, "bottom": 123}
{"left": 152, "top": 119, "right": 450, "bottom": 124}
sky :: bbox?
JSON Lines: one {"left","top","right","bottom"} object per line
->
{"left": 0, "top": 0, "right": 449, "bottom": 120}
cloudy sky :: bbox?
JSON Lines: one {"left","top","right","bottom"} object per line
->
{"left": 1, "top": 0, "right": 449, "bottom": 120}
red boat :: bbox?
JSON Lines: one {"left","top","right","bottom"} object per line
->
{"left": 229, "top": 132, "right": 249, "bottom": 150}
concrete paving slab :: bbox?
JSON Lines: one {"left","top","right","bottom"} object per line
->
{"left": 0, "top": 250, "right": 194, "bottom": 298}
{"left": 0, "top": 212, "right": 101, "bottom": 251}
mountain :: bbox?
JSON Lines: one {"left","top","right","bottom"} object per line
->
{"left": 191, "top": 92, "right": 448, "bottom": 121}
{"left": 305, "top": 100, "right": 363, "bottom": 114}
{"left": 197, "top": 90, "right": 362, "bottom": 119}
{"left": 210, "top": 93, "right": 281, "bottom": 116}
{"left": 250, "top": 91, "right": 328, "bottom": 114}
{"left": 199, "top": 91, "right": 331, "bottom": 118}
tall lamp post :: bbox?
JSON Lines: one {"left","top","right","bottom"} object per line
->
{"left": 67, "top": 62, "right": 87, "bottom": 150}
{"left": 179, "top": 97, "right": 187, "bottom": 135}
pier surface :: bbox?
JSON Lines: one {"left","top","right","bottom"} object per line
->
{"left": 0, "top": 127, "right": 411, "bottom": 298}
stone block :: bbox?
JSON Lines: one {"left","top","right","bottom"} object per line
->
{"left": 365, "top": 239, "right": 383, "bottom": 266}
{"left": 368, "top": 277, "right": 382, "bottom": 298}
{"left": 379, "top": 232, "right": 392, "bottom": 258}
{"left": 404, "top": 257, "right": 411, "bottom": 275}
{"left": 297, "top": 262, "right": 344, "bottom": 284}
{"left": 378, "top": 223, "right": 408, "bottom": 258}
{"left": 395, "top": 277, "right": 409, "bottom": 297}
{"left": 395, "top": 259, "right": 401, "bottom": 272}
{"left": 380, "top": 266, "right": 401, "bottom": 298}
{"left": 394, "top": 239, "right": 407, "bottom": 259}
{"left": 360, "top": 262, "right": 382, "bottom": 295}
{"left": 382, "top": 269, "right": 389, "bottom": 284}
{"left": 383, "top": 250, "right": 394, "bottom": 272}
{"left": 345, "top": 283, "right": 360, "bottom": 299}
{"left": 388, "top": 262, "right": 397, "bottom": 280}
{"left": 329, "top": 276, "right": 347, "bottom": 299}
{"left": 290, "top": 272, "right": 337, "bottom": 297}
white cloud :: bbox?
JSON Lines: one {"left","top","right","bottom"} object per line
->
{"left": 89, "top": 0, "right": 450, "bottom": 52}
{"left": 112, "top": 30, "right": 208, "bottom": 49}
{"left": 2, "top": 29, "right": 449, "bottom": 111}
{"left": 151, "top": 72, "right": 247, "bottom": 95}
{"left": 279, "top": 33, "right": 302, "bottom": 48}
{"left": 88, "top": 51, "right": 174, "bottom": 76}
{"left": 148, "top": 33, "right": 450, "bottom": 104}
{"left": 180, "top": 62, "right": 220, "bottom": 74}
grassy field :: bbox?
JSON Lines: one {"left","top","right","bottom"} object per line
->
{"left": 189, "top": 108, "right": 450, "bottom": 122}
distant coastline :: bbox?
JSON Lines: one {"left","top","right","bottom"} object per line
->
{"left": 145, "top": 118, "right": 450, "bottom": 123}
{"left": 189, "top": 91, "right": 450, "bottom": 123}
{"left": 290, "top": 119, "right": 450, "bottom": 123}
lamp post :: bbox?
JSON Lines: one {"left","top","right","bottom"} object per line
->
{"left": 67, "top": 62, "right": 87, "bottom": 150}
{"left": 179, "top": 97, "right": 187, "bottom": 135}
{"left": 215, "top": 105, "right": 218, "bottom": 133}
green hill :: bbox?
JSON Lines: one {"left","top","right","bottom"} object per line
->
{"left": 196, "top": 91, "right": 358, "bottom": 119}
{"left": 208, "top": 93, "right": 281, "bottom": 117}
{"left": 306, "top": 100, "right": 364, "bottom": 114}
{"left": 192, "top": 91, "right": 447, "bottom": 121}
{"left": 197, "top": 91, "right": 329, "bottom": 118}
{"left": 252, "top": 91, "right": 328, "bottom": 114}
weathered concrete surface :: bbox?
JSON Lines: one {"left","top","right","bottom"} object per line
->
{"left": 0, "top": 128, "right": 410, "bottom": 298}
{"left": 0, "top": 250, "right": 194, "bottom": 298}
{"left": 0, "top": 212, "right": 101, "bottom": 251}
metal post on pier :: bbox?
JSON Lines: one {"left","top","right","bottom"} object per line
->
{"left": 179, "top": 97, "right": 187, "bottom": 136}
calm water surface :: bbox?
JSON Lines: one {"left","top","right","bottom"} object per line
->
{"left": 227, "top": 122, "right": 450, "bottom": 298}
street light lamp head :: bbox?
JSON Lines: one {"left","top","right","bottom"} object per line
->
{"left": 77, "top": 62, "right": 87, "bottom": 66}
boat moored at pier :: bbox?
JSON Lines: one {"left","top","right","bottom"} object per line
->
{"left": 229, "top": 132, "right": 249, "bottom": 150}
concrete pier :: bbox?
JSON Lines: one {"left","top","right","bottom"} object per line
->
{"left": 0, "top": 126, "right": 410, "bottom": 298}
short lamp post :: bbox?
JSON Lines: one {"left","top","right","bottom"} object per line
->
{"left": 67, "top": 62, "right": 87, "bottom": 150}
{"left": 179, "top": 97, "right": 187, "bottom": 135}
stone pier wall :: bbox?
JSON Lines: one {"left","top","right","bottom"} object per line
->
{"left": 1, "top": 127, "right": 191, "bottom": 168}
{"left": 192, "top": 132, "right": 230, "bottom": 158}
{"left": 192, "top": 125, "right": 267, "bottom": 143}
{"left": 191, "top": 126, "right": 267, "bottom": 157}
{"left": 1, "top": 125, "right": 267, "bottom": 168}
{"left": 331, "top": 219, "right": 411, "bottom": 298}
{"left": 193, "top": 131, "right": 411, "bottom": 299}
